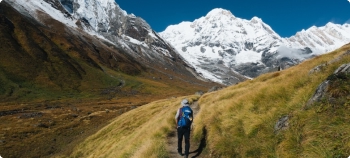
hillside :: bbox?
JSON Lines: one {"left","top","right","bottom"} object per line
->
{"left": 65, "top": 43, "right": 350, "bottom": 157}
{"left": 0, "top": 1, "right": 213, "bottom": 103}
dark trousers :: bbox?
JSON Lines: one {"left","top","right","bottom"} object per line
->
{"left": 177, "top": 127, "right": 190, "bottom": 156}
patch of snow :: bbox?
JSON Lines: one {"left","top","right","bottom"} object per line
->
{"left": 195, "top": 67, "right": 223, "bottom": 83}
{"left": 148, "top": 31, "right": 158, "bottom": 39}
{"left": 151, "top": 45, "right": 171, "bottom": 57}
{"left": 123, "top": 35, "right": 149, "bottom": 48}
{"left": 7, "top": 0, "right": 77, "bottom": 28}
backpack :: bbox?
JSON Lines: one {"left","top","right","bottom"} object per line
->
{"left": 177, "top": 106, "right": 193, "bottom": 128}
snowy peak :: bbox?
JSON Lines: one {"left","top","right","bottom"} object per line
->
{"left": 250, "top": 16, "right": 262, "bottom": 23}
{"left": 160, "top": 8, "right": 350, "bottom": 85}
{"left": 205, "top": 8, "right": 235, "bottom": 18}
{"left": 162, "top": 8, "right": 281, "bottom": 46}
{"left": 160, "top": 8, "right": 287, "bottom": 84}
{"left": 287, "top": 22, "right": 350, "bottom": 52}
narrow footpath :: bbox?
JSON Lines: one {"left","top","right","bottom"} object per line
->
{"left": 166, "top": 101, "right": 206, "bottom": 158}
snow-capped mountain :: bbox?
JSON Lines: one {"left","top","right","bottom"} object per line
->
{"left": 5, "top": 0, "right": 195, "bottom": 75}
{"left": 160, "top": 8, "right": 350, "bottom": 85}
{"left": 2, "top": 0, "right": 213, "bottom": 86}
{"left": 287, "top": 23, "right": 350, "bottom": 52}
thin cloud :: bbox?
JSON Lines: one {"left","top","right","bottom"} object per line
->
{"left": 329, "top": 18, "right": 343, "bottom": 24}
{"left": 346, "top": 19, "right": 350, "bottom": 24}
{"left": 276, "top": 46, "right": 320, "bottom": 60}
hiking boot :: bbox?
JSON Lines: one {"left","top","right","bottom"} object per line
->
{"left": 178, "top": 151, "right": 183, "bottom": 156}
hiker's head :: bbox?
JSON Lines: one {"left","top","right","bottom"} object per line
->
{"left": 181, "top": 99, "right": 189, "bottom": 107}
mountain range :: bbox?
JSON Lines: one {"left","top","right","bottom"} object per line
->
{"left": 4, "top": 1, "right": 350, "bottom": 87}
{"left": 160, "top": 8, "right": 350, "bottom": 85}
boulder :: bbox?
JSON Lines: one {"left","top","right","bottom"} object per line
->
{"left": 305, "top": 62, "right": 350, "bottom": 109}
{"left": 333, "top": 63, "right": 350, "bottom": 74}
{"left": 274, "top": 115, "right": 289, "bottom": 133}
{"left": 305, "top": 81, "right": 330, "bottom": 109}
{"left": 309, "top": 50, "right": 350, "bottom": 75}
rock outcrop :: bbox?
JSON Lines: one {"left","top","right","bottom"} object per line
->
{"left": 305, "top": 61, "right": 350, "bottom": 109}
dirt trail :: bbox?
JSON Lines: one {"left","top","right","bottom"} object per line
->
{"left": 166, "top": 101, "right": 205, "bottom": 158}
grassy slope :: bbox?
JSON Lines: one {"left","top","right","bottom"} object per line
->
{"left": 67, "top": 44, "right": 350, "bottom": 158}
{"left": 193, "top": 44, "right": 350, "bottom": 157}
{"left": 67, "top": 95, "right": 200, "bottom": 158}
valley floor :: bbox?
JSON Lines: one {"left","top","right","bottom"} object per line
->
{"left": 0, "top": 98, "right": 159, "bottom": 158}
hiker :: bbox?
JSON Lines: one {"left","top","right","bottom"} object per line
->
{"left": 175, "top": 99, "right": 193, "bottom": 158}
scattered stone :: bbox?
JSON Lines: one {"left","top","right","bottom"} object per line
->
{"left": 310, "top": 50, "right": 350, "bottom": 75}
{"left": 0, "top": 110, "right": 23, "bottom": 117}
{"left": 274, "top": 115, "right": 289, "bottom": 133}
{"left": 200, "top": 46, "right": 206, "bottom": 53}
{"left": 305, "top": 81, "right": 330, "bottom": 109}
{"left": 70, "top": 114, "right": 78, "bottom": 118}
{"left": 105, "top": 109, "right": 110, "bottom": 113}
{"left": 208, "top": 86, "right": 222, "bottom": 92}
{"left": 328, "top": 50, "right": 350, "bottom": 65}
{"left": 18, "top": 112, "right": 43, "bottom": 119}
{"left": 309, "top": 63, "right": 327, "bottom": 75}
{"left": 182, "top": 47, "right": 187, "bottom": 52}
{"left": 45, "top": 104, "right": 61, "bottom": 109}
{"left": 47, "top": 120, "right": 55, "bottom": 126}
{"left": 34, "top": 123, "right": 49, "bottom": 128}
{"left": 333, "top": 63, "right": 350, "bottom": 74}
{"left": 195, "top": 91, "right": 204, "bottom": 96}
{"left": 71, "top": 106, "right": 78, "bottom": 111}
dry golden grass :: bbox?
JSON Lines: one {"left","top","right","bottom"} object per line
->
{"left": 65, "top": 95, "right": 200, "bottom": 158}
{"left": 192, "top": 44, "right": 350, "bottom": 157}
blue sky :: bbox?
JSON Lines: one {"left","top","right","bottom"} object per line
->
{"left": 116, "top": 0, "right": 350, "bottom": 37}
